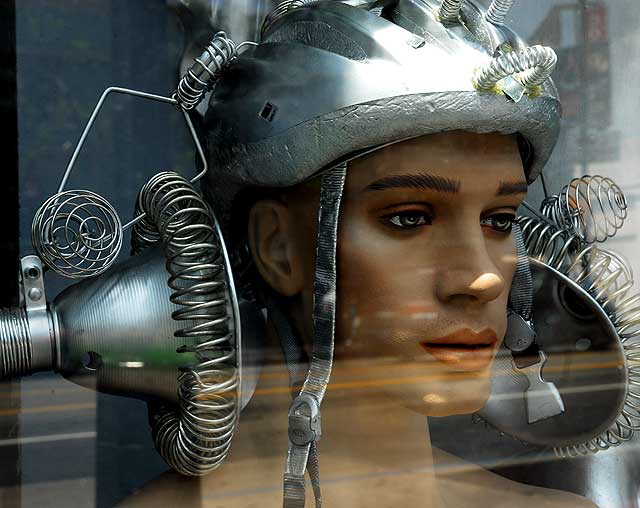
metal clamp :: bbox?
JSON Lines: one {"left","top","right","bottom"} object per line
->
{"left": 288, "top": 394, "right": 322, "bottom": 446}
{"left": 20, "top": 256, "right": 54, "bottom": 371}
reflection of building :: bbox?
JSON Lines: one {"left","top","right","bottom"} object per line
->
{"left": 530, "top": 2, "right": 614, "bottom": 169}
{"left": 512, "top": 0, "right": 640, "bottom": 266}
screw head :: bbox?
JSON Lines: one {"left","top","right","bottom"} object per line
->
{"left": 28, "top": 287, "right": 42, "bottom": 301}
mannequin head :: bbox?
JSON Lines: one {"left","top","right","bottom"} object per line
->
{"left": 248, "top": 130, "right": 527, "bottom": 417}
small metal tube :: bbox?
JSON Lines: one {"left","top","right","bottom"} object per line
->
{"left": 436, "top": 0, "right": 463, "bottom": 24}
{"left": 473, "top": 45, "right": 557, "bottom": 92}
{"left": 486, "top": 0, "right": 515, "bottom": 26}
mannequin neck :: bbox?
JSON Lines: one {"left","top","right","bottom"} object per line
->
{"left": 240, "top": 342, "right": 447, "bottom": 507}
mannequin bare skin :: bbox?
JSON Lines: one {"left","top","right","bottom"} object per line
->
{"left": 118, "top": 131, "right": 597, "bottom": 508}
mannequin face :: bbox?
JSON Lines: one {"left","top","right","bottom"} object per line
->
{"left": 249, "top": 131, "right": 526, "bottom": 417}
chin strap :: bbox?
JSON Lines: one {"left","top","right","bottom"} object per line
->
{"left": 508, "top": 220, "right": 534, "bottom": 322}
{"left": 278, "top": 164, "right": 346, "bottom": 508}
{"left": 506, "top": 221, "right": 565, "bottom": 423}
{"left": 267, "top": 296, "right": 322, "bottom": 506}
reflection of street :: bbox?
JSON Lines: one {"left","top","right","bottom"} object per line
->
{"left": 0, "top": 349, "right": 637, "bottom": 507}
{"left": 0, "top": 374, "right": 96, "bottom": 508}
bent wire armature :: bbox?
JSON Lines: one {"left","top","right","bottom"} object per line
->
{"left": 31, "top": 31, "right": 250, "bottom": 279}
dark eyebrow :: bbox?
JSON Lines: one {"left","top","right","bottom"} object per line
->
{"left": 496, "top": 180, "right": 528, "bottom": 196}
{"left": 364, "top": 173, "right": 460, "bottom": 193}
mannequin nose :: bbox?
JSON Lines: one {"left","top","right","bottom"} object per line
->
{"left": 435, "top": 242, "right": 507, "bottom": 304}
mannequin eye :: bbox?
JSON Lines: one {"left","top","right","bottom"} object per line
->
{"left": 481, "top": 213, "right": 517, "bottom": 234}
{"left": 384, "top": 211, "right": 433, "bottom": 229}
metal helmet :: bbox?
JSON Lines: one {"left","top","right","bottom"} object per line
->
{"left": 202, "top": 0, "right": 560, "bottom": 229}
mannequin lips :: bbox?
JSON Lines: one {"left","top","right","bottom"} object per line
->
{"left": 419, "top": 329, "right": 498, "bottom": 371}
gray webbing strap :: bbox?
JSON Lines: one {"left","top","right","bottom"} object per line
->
{"left": 267, "top": 297, "right": 322, "bottom": 504}
{"left": 268, "top": 296, "right": 309, "bottom": 397}
{"left": 508, "top": 220, "right": 566, "bottom": 422}
{"left": 509, "top": 221, "right": 533, "bottom": 320}
{"left": 283, "top": 164, "right": 346, "bottom": 508}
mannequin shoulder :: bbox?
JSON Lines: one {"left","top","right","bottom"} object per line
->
{"left": 114, "top": 471, "right": 203, "bottom": 508}
{"left": 433, "top": 448, "right": 600, "bottom": 508}
{"left": 114, "top": 455, "right": 286, "bottom": 508}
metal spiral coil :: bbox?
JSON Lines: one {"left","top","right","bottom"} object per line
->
{"left": 540, "top": 175, "right": 628, "bottom": 244}
{"left": 518, "top": 215, "right": 583, "bottom": 272}
{"left": 485, "top": 0, "right": 515, "bottom": 25}
{"left": 518, "top": 215, "right": 640, "bottom": 457}
{"left": 31, "top": 190, "right": 123, "bottom": 279}
{"left": 174, "top": 31, "right": 239, "bottom": 111}
{"left": 473, "top": 45, "right": 557, "bottom": 92}
{"left": 134, "top": 171, "right": 238, "bottom": 476}
{"left": 0, "top": 308, "right": 31, "bottom": 378}
{"left": 260, "top": 0, "right": 317, "bottom": 39}
{"left": 436, "top": 0, "right": 463, "bottom": 24}
{"left": 131, "top": 180, "right": 165, "bottom": 255}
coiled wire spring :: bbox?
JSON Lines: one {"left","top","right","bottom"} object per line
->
{"left": 473, "top": 45, "right": 557, "bottom": 92}
{"left": 31, "top": 190, "right": 123, "bottom": 278}
{"left": 485, "top": 0, "right": 515, "bottom": 25}
{"left": 541, "top": 175, "right": 628, "bottom": 244}
{"left": 133, "top": 172, "right": 238, "bottom": 476}
{"left": 436, "top": 0, "right": 464, "bottom": 24}
{"left": 174, "top": 32, "right": 240, "bottom": 111}
{"left": 518, "top": 215, "right": 583, "bottom": 272}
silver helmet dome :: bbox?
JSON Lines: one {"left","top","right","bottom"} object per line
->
{"left": 202, "top": 0, "right": 560, "bottom": 225}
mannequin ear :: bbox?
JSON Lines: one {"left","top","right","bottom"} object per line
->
{"left": 248, "top": 200, "right": 304, "bottom": 297}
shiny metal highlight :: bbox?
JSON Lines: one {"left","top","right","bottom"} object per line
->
{"left": 31, "top": 190, "right": 123, "bottom": 279}
{"left": 473, "top": 45, "right": 557, "bottom": 92}
{"left": 174, "top": 31, "right": 242, "bottom": 111}
{"left": 436, "top": 0, "right": 463, "bottom": 24}
{"left": 541, "top": 175, "right": 628, "bottom": 244}
{"left": 260, "top": 0, "right": 317, "bottom": 38}
{"left": 134, "top": 172, "right": 239, "bottom": 476}
{"left": 485, "top": 0, "right": 515, "bottom": 25}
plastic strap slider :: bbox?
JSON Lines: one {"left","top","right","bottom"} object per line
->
{"left": 288, "top": 394, "right": 322, "bottom": 446}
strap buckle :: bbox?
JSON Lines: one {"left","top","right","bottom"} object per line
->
{"left": 288, "top": 394, "right": 322, "bottom": 446}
